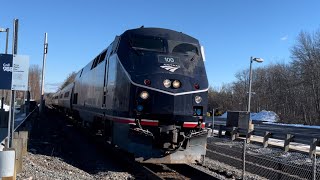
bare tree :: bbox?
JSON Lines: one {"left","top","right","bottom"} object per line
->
{"left": 59, "top": 72, "right": 77, "bottom": 90}
{"left": 291, "top": 30, "right": 320, "bottom": 123}
{"left": 28, "top": 64, "right": 41, "bottom": 101}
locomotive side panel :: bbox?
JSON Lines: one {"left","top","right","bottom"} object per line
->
{"left": 106, "top": 54, "right": 133, "bottom": 149}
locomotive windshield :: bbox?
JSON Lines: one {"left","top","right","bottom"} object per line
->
{"left": 172, "top": 43, "right": 199, "bottom": 55}
{"left": 130, "top": 36, "right": 165, "bottom": 52}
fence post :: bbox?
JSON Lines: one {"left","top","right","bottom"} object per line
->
{"left": 312, "top": 153, "right": 317, "bottom": 180}
{"left": 12, "top": 138, "right": 23, "bottom": 173}
{"left": 17, "top": 131, "right": 28, "bottom": 156}
{"left": 242, "top": 140, "right": 246, "bottom": 180}
{"left": 246, "top": 130, "right": 253, "bottom": 143}
{"left": 211, "top": 109, "right": 214, "bottom": 137}
{"left": 284, "top": 134, "right": 293, "bottom": 152}
{"left": 218, "top": 125, "right": 222, "bottom": 138}
{"left": 231, "top": 127, "right": 237, "bottom": 141}
{"left": 263, "top": 131, "right": 271, "bottom": 148}
{"left": 310, "top": 138, "right": 318, "bottom": 158}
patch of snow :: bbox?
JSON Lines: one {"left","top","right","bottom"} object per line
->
{"left": 0, "top": 100, "right": 10, "bottom": 111}
{"left": 251, "top": 110, "right": 279, "bottom": 122}
{"left": 220, "top": 112, "right": 227, "bottom": 118}
{"left": 218, "top": 110, "right": 279, "bottom": 123}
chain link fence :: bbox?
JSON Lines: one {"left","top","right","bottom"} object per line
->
{"left": 206, "top": 138, "right": 319, "bottom": 180}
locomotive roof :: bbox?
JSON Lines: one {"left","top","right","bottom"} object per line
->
{"left": 121, "top": 27, "right": 199, "bottom": 44}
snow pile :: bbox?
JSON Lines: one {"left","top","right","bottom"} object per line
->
{"left": 220, "top": 112, "right": 227, "bottom": 118}
{"left": 0, "top": 100, "right": 10, "bottom": 111}
{"left": 251, "top": 110, "right": 279, "bottom": 122}
{"left": 218, "top": 110, "right": 279, "bottom": 122}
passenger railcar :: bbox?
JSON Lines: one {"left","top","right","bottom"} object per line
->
{"left": 53, "top": 27, "right": 209, "bottom": 164}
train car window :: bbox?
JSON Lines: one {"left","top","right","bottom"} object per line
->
{"left": 79, "top": 69, "right": 83, "bottom": 77}
{"left": 172, "top": 43, "right": 199, "bottom": 55}
{"left": 130, "top": 36, "right": 165, "bottom": 52}
{"left": 91, "top": 56, "right": 100, "bottom": 70}
{"left": 60, "top": 94, "right": 63, "bottom": 98}
{"left": 64, "top": 91, "right": 69, "bottom": 98}
{"left": 98, "top": 50, "right": 107, "bottom": 64}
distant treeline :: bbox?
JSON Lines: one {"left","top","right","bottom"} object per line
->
{"left": 208, "top": 29, "right": 320, "bottom": 125}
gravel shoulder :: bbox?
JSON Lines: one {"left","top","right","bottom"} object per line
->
{"left": 17, "top": 107, "right": 134, "bottom": 180}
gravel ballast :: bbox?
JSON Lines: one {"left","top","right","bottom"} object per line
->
{"left": 16, "top": 108, "right": 133, "bottom": 180}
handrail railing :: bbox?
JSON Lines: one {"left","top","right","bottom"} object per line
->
{"left": 14, "top": 107, "right": 38, "bottom": 132}
{"left": 213, "top": 123, "right": 320, "bottom": 158}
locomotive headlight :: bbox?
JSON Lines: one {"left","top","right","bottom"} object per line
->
{"left": 140, "top": 91, "right": 149, "bottom": 100}
{"left": 172, "top": 80, "right": 181, "bottom": 88}
{"left": 195, "top": 96, "right": 202, "bottom": 104}
{"left": 163, "top": 79, "right": 171, "bottom": 88}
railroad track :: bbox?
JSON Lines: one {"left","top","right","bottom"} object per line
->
{"left": 141, "top": 163, "right": 218, "bottom": 180}
{"left": 96, "top": 138, "right": 219, "bottom": 179}
{"left": 53, "top": 107, "right": 220, "bottom": 179}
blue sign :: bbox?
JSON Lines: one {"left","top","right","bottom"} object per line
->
{"left": 0, "top": 54, "right": 13, "bottom": 90}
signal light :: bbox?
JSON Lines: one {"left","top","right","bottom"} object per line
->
{"left": 194, "top": 83, "right": 200, "bottom": 89}
{"left": 137, "top": 105, "right": 144, "bottom": 111}
{"left": 196, "top": 109, "right": 202, "bottom": 115}
{"left": 144, "top": 79, "right": 151, "bottom": 86}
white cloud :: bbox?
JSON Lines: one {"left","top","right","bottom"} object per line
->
{"left": 280, "top": 35, "right": 288, "bottom": 41}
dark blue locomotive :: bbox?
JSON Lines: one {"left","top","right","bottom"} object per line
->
{"left": 53, "top": 27, "right": 209, "bottom": 163}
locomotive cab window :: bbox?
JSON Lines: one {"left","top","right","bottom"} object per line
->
{"left": 172, "top": 43, "right": 199, "bottom": 55}
{"left": 129, "top": 36, "right": 165, "bottom": 52}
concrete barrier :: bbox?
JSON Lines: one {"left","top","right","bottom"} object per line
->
{"left": 0, "top": 150, "right": 16, "bottom": 179}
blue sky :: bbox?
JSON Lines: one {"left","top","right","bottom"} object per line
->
{"left": 1, "top": 0, "right": 320, "bottom": 92}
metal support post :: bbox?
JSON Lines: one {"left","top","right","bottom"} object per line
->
{"left": 40, "top": 33, "right": 48, "bottom": 114}
{"left": 211, "top": 108, "right": 215, "bottom": 136}
{"left": 5, "top": 28, "right": 9, "bottom": 54}
{"left": 7, "top": 19, "right": 18, "bottom": 148}
{"left": 247, "top": 57, "right": 253, "bottom": 112}
{"left": 242, "top": 139, "right": 246, "bottom": 179}
{"left": 313, "top": 153, "right": 317, "bottom": 180}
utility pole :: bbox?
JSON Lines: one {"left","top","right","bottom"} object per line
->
{"left": 40, "top": 33, "right": 48, "bottom": 114}
{"left": 247, "top": 57, "right": 263, "bottom": 112}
